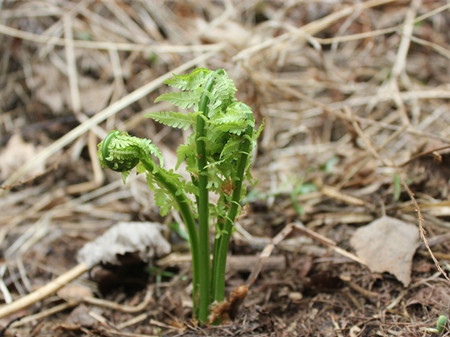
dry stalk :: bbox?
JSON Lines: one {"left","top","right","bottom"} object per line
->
{"left": 0, "top": 23, "right": 221, "bottom": 53}
{"left": 397, "top": 172, "right": 450, "bottom": 282}
{"left": 233, "top": 0, "right": 396, "bottom": 61}
{"left": 0, "top": 262, "right": 88, "bottom": 319}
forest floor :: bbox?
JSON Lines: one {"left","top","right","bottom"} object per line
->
{"left": 0, "top": 1, "right": 450, "bottom": 336}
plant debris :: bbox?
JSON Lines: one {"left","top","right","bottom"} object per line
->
{"left": 77, "top": 222, "right": 171, "bottom": 268}
{"left": 350, "top": 216, "right": 420, "bottom": 286}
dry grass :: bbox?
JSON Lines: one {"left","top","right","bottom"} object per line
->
{"left": 0, "top": 1, "right": 449, "bottom": 336}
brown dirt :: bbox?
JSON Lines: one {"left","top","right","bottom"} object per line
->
{"left": 1, "top": 1, "right": 449, "bottom": 336}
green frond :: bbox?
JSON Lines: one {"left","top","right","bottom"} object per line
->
{"left": 176, "top": 143, "right": 195, "bottom": 169}
{"left": 212, "top": 120, "right": 247, "bottom": 135}
{"left": 146, "top": 111, "right": 197, "bottom": 130}
{"left": 155, "top": 90, "right": 202, "bottom": 109}
{"left": 254, "top": 119, "right": 265, "bottom": 140}
{"left": 219, "top": 137, "right": 242, "bottom": 160}
{"left": 145, "top": 166, "right": 190, "bottom": 216}
{"left": 154, "top": 189, "right": 174, "bottom": 216}
{"left": 209, "top": 103, "right": 254, "bottom": 133}
{"left": 164, "top": 68, "right": 211, "bottom": 90}
{"left": 209, "top": 74, "right": 236, "bottom": 112}
{"left": 180, "top": 179, "right": 199, "bottom": 196}
{"left": 211, "top": 112, "right": 245, "bottom": 126}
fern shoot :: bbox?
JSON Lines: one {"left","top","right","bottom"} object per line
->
{"left": 97, "top": 68, "right": 262, "bottom": 324}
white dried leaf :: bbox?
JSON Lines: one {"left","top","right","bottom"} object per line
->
{"left": 78, "top": 222, "right": 171, "bottom": 268}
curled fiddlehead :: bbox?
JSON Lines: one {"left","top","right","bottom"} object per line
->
{"left": 98, "top": 130, "right": 163, "bottom": 173}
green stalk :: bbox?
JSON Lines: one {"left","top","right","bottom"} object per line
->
{"left": 210, "top": 195, "right": 226, "bottom": 299}
{"left": 139, "top": 158, "right": 200, "bottom": 314}
{"left": 195, "top": 73, "right": 217, "bottom": 322}
{"left": 212, "top": 125, "right": 253, "bottom": 303}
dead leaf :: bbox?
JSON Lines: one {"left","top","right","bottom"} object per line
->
{"left": 77, "top": 76, "right": 114, "bottom": 114}
{"left": 33, "top": 63, "right": 65, "bottom": 113}
{"left": 57, "top": 284, "right": 93, "bottom": 302}
{"left": 65, "top": 304, "right": 98, "bottom": 327}
{"left": 350, "top": 216, "right": 420, "bottom": 286}
{"left": 0, "top": 134, "right": 45, "bottom": 181}
{"left": 32, "top": 62, "right": 113, "bottom": 114}
{"left": 77, "top": 222, "right": 171, "bottom": 268}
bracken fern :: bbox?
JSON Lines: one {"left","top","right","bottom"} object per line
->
{"left": 97, "top": 68, "right": 262, "bottom": 323}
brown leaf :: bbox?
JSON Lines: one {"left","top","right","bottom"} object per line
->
{"left": 57, "top": 284, "right": 93, "bottom": 302}
{"left": 0, "top": 134, "right": 45, "bottom": 181}
{"left": 350, "top": 216, "right": 420, "bottom": 286}
{"left": 32, "top": 62, "right": 113, "bottom": 114}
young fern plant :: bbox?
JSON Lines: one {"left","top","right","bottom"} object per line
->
{"left": 98, "top": 68, "right": 261, "bottom": 323}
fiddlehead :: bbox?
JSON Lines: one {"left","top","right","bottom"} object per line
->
{"left": 98, "top": 130, "right": 163, "bottom": 173}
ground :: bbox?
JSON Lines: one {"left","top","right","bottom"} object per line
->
{"left": 0, "top": 1, "right": 449, "bottom": 336}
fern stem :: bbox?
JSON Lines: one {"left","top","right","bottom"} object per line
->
{"left": 212, "top": 124, "right": 253, "bottom": 303}
{"left": 139, "top": 158, "right": 201, "bottom": 314}
{"left": 195, "top": 72, "right": 218, "bottom": 322}
{"left": 210, "top": 195, "right": 226, "bottom": 300}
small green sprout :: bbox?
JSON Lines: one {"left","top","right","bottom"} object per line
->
{"left": 393, "top": 172, "right": 401, "bottom": 201}
{"left": 98, "top": 68, "right": 262, "bottom": 323}
{"left": 290, "top": 180, "right": 317, "bottom": 215}
{"left": 423, "top": 315, "right": 448, "bottom": 334}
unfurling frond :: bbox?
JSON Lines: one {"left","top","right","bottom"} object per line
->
{"left": 99, "top": 68, "right": 263, "bottom": 323}
{"left": 210, "top": 102, "right": 255, "bottom": 135}
{"left": 210, "top": 75, "right": 236, "bottom": 108}
{"left": 164, "top": 68, "right": 210, "bottom": 90}
{"left": 146, "top": 111, "right": 197, "bottom": 130}
{"left": 155, "top": 90, "right": 202, "bottom": 109}
{"left": 154, "top": 189, "right": 174, "bottom": 216}
{"left": 176, "top": 143, "right": 195, "bottom": 170}
{"left": 219, "top": 137, "right": 242, "bottom": 160}
{"left": 98, "top": 131, "right": 163, "bottom": 174}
